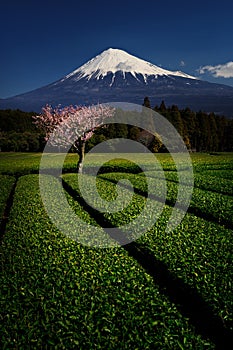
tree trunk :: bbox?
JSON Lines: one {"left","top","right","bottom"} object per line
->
{"left": 77, "top": 140, "right": 86, "bottom": 174}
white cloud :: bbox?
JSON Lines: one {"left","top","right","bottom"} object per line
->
{"left": 198, "top": 61, "right": 233, "bottom": 78}
{"left": 180, "top": 60, "right": 185, "bottom": 67}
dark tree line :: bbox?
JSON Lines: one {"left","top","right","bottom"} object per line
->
{"left": 0, "top": 102, "right": 232, "bottom": 152}
{"left": 153, "top": 99, "right": 233, "bottom": 152}
{"left": 77, "top": 100, "right": 233, "bottom": 153}
{"left": 0, "top": 109, "right": 45, "bottom": 151}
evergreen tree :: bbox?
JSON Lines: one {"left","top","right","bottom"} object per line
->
{"left": 142, "top": 96, "right": 151, "bottom": 109}
{"left": 208, "top": 113, "right": 219, "bottom": 151}
{"left": 181, "top": 107, "right": 198, "bottom": 150}
{"left": 196, "top": 112, "right": 211, "bottom": 151}
{"left": 159, "top": 100, "right": 166, "bottom": 112}
{"left": 170, "top": 105, "right": 185, "bottom": 137}
{"left": 129, "top": 126, "right": 140, "bottom": 141}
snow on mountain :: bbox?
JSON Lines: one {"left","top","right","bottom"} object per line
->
{"left": 62, "top": 48, "right": 197, "bottom": 84}
{"left": 1, "top": 47, "right": 233, "bottom": 116}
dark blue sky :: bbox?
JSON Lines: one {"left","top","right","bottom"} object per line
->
{"left": 1, "top": 0, "right": 233, "bottom": 98}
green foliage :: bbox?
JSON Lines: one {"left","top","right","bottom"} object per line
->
{"left": 63, "top": 169, "right": 233, "bottom": 336}
{"left": 136, "top": 170, "right": 233, "bottom": 226}
{"left": 140, "top": 210, "right": 233, "bottom": 329}
{"left": 0, "top": 153, "right": 233, "bottom": 348}
{"left": 154, "top": 103, "right": 233, "bottom": 152}
{"left": 199, "top": 169, "right": 233, "bottom": 180}
{"left": 0, "top": 109, "right": 37, "bottom": 132}
{"left": 165, "top": 170, "right": 233, "bottom": 195}
{"left": 0, "top": 175, "right": 212, "bottom": 349}
{"left": 0, "top": 109, "right": 44, "bottom": 152}
{"left": 0, "top": 153, "right": 79, "bottom": 176}
{"left": 0, "top": 131, "right": 42, "bottom": 152}
{"left": 2, "top": 102, "right": 233, "bottom": 153}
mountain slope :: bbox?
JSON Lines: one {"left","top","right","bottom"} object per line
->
{"left": 62, "top": 48, "right": 196, "bottom": 83}
{"left": 1, "top": 48, "right": 233, "bottom": 116}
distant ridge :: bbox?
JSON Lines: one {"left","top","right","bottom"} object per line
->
{"left": 0, "top": 48, "right": 233, "bottom": 117}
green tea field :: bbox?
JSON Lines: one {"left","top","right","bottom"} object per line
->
{"left": 0, "top": 152, "right": 233, "bottom": 349}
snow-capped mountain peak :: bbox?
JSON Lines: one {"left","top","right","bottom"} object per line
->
{"left": 63, "top": 48, "right": 197, "bottom": 83}
{"left": 2, "top": 47, "right": 233, "bottom": 116}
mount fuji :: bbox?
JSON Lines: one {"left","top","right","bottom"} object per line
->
{"left": 1, "top": 48, "right": 233, "bottom": 116}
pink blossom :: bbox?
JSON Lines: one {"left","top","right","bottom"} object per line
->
{"left": 33, "top": 104, "right": 115, "bottom": 150}
{"left": 33, "top": 104, "right": 115, "bottom": 172}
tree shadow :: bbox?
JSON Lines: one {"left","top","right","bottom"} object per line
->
{"left": 62, "top": 178, "right": 233, "bottom": 350}
{"left": 0, "top": 178, "right": 18, "bottom": 244}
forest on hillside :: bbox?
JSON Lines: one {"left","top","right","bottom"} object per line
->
{"left": 0, "top": 99, "right": 232, "bottom": 152}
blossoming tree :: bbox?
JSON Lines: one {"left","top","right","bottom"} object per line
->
{"left": 33, "top": 104, "right": 115, "bottom": 173}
